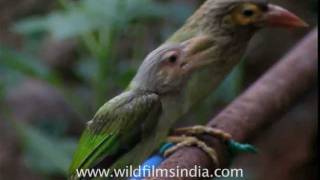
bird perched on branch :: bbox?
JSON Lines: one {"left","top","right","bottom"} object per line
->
{"left": 69, "top": 0, "right": 307, "bottom": 178}
{"left": 69, "top": 39, "right": 218, "bottom": 177}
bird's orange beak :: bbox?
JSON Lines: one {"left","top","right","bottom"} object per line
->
{"left": 264, "top": 4, "right": 308, "bottom": 28}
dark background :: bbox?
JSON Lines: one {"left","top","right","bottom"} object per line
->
{"left": 0, "top": 0, "right": 318, "bottom": 179}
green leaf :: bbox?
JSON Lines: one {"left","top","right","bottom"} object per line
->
{"left": 0, "top": 46, "right": 60, "bottom": 84}
{"left": 116, "top": 68, "right": 136, "bottom": 88}
{"left": 0, "top": 78, "right": 5, "bottom": 101}
{"left": 13, "top": 16, "right": 49, "bottom": 35}
{"left": 14, "top": 121, "right": 77, "bottom": 176}
{"left": 75, "top": 57, "right": 98, "bottom": 83}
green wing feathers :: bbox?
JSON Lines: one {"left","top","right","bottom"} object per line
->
{"left": 69, "top": 91, "right": 160, "bottom": 175}
{"left": 68, "top": 128, "right": 119, "bottom": 174}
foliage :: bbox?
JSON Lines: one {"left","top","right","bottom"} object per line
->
{"left": 14, "top": 121, "right": 77, "bottom": 175}
{"left": 1, "top": 0, "right": 194, "bottom": 178}
{"left": 15, "top": 0, "right": 166, "bottom": 39}
{"left": 0, "top": 46, "right": 61, "bottom": 86}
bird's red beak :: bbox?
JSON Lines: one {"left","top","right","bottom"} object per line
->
{"left": 264, "top": 4, "right": 308, "bottom": 28}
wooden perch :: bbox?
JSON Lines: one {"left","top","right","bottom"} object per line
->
{"left": 150, "top": 28, "right": 318, "bottom": 180}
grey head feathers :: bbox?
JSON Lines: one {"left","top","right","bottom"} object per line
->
{"left": 129, "top": 43, "right": 185, "bottom": 94}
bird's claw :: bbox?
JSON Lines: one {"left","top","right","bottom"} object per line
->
{"left": 163, "top": 126, "right": 256, "bottom": 166}
{"left": 164, "top": 126, "right": 232, "bottom": 166}
{"left": 164, "top": 135, "right": 219, "bottom": 165}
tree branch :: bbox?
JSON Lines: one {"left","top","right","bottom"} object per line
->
{"left": 151, "top": 28, "right": 318, "bottom": 180}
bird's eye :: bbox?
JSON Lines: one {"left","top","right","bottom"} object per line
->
{"left": 229, "top": 3, "right": 263, "bottom": 26}
{"left": 162, "top": 50, "right": 180, "bottom": 65}
{"left": 242, "top": 9, "right": 254, "bottom": 17}
{"left": 168, "top": 54, "right": 178, "bottom": 63}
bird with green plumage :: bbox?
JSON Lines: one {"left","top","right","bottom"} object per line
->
{"left": 69, "top": 40, "right": 218, "bottom": 177}
{"left": 69, "top": 0, "right": 307, "bottom": 178}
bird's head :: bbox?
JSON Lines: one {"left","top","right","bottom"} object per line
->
{"left": 196, "top": 0, "right": 308, "bottom": 36}
{"left": 130, "top": 39, "right": 213, "bottom": 94}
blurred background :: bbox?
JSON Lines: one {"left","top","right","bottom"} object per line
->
{"left": 0, "top": 0, "right": 317, "bottom": 179}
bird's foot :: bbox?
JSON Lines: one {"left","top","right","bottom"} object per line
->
{"left": 163, "top": 126, "right": 232, "bottom": 165}
{"left": 164, "top": 135, "right": 219, "bottom": 165}
{"left": 163, "top": 125, "right": 257, "bottom": 165}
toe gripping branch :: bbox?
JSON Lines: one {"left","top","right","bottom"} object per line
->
{"left": 163, "top": 126, "right": 257, "bottom": 166}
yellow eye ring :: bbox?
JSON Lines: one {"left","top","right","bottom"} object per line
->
{"left": 230, "top": 3, "right": 263, "bottom": 26}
